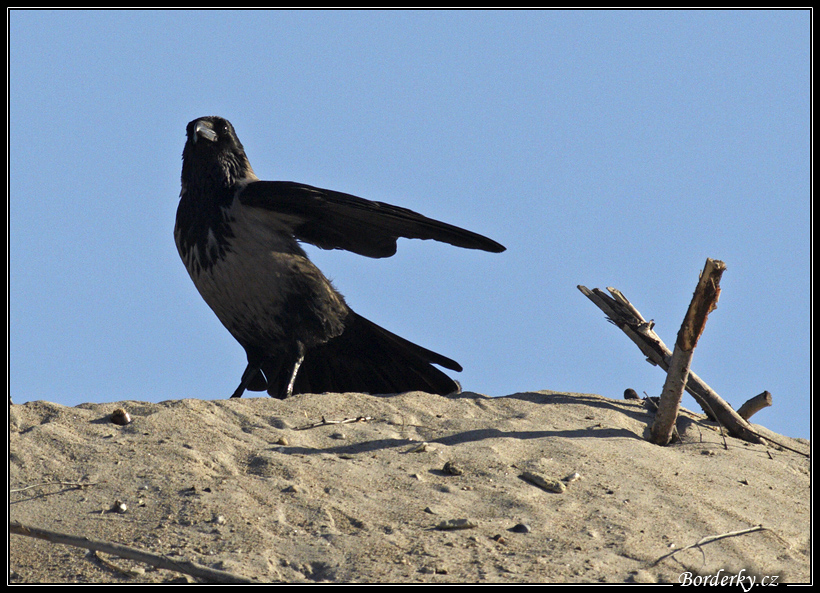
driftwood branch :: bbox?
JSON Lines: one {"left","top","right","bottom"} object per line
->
{"left": 650, "top": 349, "right": 692, "bottom": 445}
{"left": 737, "top": 391, "right": 773, "bottom": 421}
{"left": 650, "top": 259, "right": 726, "bottom": 445}
{"left": 9, "top": 521, "right": 255, "bottom": 584}
{"left": 577, "top": 283, "right": 763, "bottom": 445}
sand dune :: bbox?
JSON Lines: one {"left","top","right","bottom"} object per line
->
{"left": 9, "top": 390, "right": 810, "bottom": 583}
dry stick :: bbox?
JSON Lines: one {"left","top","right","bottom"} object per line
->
{"left": 9, "top": 521, "right": 255, "bottom": 584}
{"left": 650, "top": 259, "right": 726, "bottom": 445}
{"left": 10, "top": 481, "right": 100, "bottom": 494}
{"left": 650, "top": 525, "right": 768, "bottom": 567}
{"left": 737, "top": 391, "right": 773, "bottom": 421}
{"left": 577, "top": 284, "right": 763, "bottom": 445}
{"left": 295, "top": 415, "right": 374, "bottom": 430}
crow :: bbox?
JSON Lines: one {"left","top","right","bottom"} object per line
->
{"left": 174, "top": 116, "right": 505, "bottom": 399}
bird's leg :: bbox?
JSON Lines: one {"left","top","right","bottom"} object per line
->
{"left": 230, "top": 364, "right": 260, "bottom": 399}
{"left": 284, "top": 342, "right": 306, "bottom": 398}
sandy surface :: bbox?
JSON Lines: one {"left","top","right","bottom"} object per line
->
{"left": 8, "top": 390, "right": 810, "bottom": 583}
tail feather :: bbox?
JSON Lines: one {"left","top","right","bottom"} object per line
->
{"left": 260, "top": 312, "right": 462, "bottom": 397}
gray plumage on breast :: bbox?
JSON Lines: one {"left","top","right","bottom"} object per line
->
{"left": 176, "top": 198, "right": 348, "bottom": 353}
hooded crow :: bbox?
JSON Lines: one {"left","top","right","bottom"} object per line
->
{"left": 174, "top": 116, "right": 505, "bottom": 398}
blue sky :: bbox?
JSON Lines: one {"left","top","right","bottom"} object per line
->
{"left": 10, "top": 10, "right": 810, "bottom": 438}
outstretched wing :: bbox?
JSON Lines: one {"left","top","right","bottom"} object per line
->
{"left": 237, "top": 181, "right": 506, "bottom": 258}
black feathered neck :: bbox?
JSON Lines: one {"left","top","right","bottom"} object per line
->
{"left": 176, "top": 117, "right": 254, "bottom": 273}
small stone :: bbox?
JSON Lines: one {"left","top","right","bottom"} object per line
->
{"left": 443, "top": 461, "right": 463, "bottom": 476}
{"left": 520, "top": 471, "right": 566, "bottom": 493}
{"left": 436, "top": 518, "right": 478, "bottom": 530}
{"left": 509, "top": 523, "right": 531, "bottom": 533}
{"left": 111, "top": 408, "right": 132, "bottom": 425}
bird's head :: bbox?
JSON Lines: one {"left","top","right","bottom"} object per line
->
{"left": 181, "top": 116, "right": 257, "bottom": 192}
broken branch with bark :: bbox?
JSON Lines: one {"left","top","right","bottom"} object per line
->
{"left": 737, "top": 391, "right": 773, "bottom": 421}
{"left": 650, "top": 258, "right": 725, "bottom": 445}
